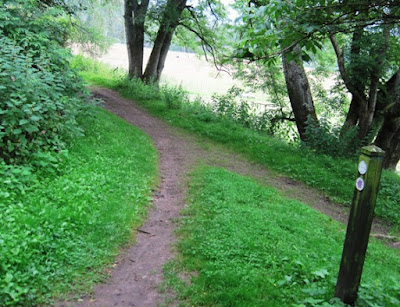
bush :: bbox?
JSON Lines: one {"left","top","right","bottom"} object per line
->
{"left": 0, "top": 1, "right": 91, "bottom": 168}
{"left": 162, "top": 85, "right": 186, "bottom": 110}
{"left": 211, "top": 86, "right": 298, "bottom": 141}
{"left": 303, "top": 117, "right": 360, "bottom": 157}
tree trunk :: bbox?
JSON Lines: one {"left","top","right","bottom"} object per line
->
{"left": 341, "top": 96, "right": 360, "bottom": 133}
{"left": 332, "top": 27, "right": 390, "bottom": 143}
{"left": 155, "top": 31, "right": 174, "bottom": 81}
{"left": 356, "top": 55, "right": 385, "bottom": 140}
{"left": 374, "top": 67, "right": 400, "bottom": 170}
{"left": 282, "top": 45, "right": 318, "bottom": 142}
{"left": 124, "top": 0, "right": 149, "bottom": 79}
{"left": 143, "top": 28, "right": 170, "bottom": 83}
{"left": 143, "top": 0, "right": 187, "bottom": 83}
{"left": 332, "top": 30, "right": 366, "bottom": 136}
{"left": 375, "top": 119, "right": 400, "bottom": 170}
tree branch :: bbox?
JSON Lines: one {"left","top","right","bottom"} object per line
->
{"left": 329, "top": 34, "right": 366, "bottom": 104}
{"left": 179, "top": 22, "right": 230, "bottom": 75}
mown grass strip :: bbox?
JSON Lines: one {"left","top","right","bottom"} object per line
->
{"left": 72, "top": 57, "right": 400, "bottom": 229}
{"left": 0, "top": 109, "right": 158, "bottom": 305}
{"left": 164, "top": 167, "right": 400, "bottom": 306}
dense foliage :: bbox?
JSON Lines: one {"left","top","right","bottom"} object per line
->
{"left": 0, "top": 0, "right": 90, "bottom": 168}
{"left": 229, "top": 0, "right": 400, "bottom": 168}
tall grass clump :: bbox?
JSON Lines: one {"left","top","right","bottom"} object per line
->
{"left": 303, "top": 118, "right": 361, "bottom": 158}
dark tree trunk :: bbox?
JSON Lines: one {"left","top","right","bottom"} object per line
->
{"left": 143, "top": 0, "right": 186, "bottom": 83}
{"left": 333, "top": 29, "right": 365, "bottom": 136}
{"left": 332, "top": 27, "right": 390, "bottom": 143}
{"left": 155, "top": 31, "right": 174, "bottom": 81}
{"left": 356, "top": 52, "right": 385, "bottom": 140}
{"left": 282, "top": 45, "right": 318, "bottom": 142}
{"left": 374, "top": 67, "right": 400, "bottom": 170}
{"left": 375, "top": 119, "right": 400, "bottom": 170}
{"left": 143, "top": 29, "right": 172, "bottom": 83}
{"left": 124, "top": 0, "right": 149, "bottom": 79}
{"left": 341, "top": 96, "right": 360, "bottom": 133}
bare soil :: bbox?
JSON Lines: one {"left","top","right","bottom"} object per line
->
{"left": 59, "top": 87, "right": 398, "bottom": 307}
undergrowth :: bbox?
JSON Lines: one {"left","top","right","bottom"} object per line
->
{"left": 72, "top": 56, "right": 400, "bottom": 229}
{"left": 0, "top": 109, "right": 157, "bottom": 305}
{"left": 163, "top": 167, "right": 400, "bottom": 306}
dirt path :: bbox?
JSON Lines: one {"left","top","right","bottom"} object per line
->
{"left": 61, "top": 87, "right": 396, "bottom": 307}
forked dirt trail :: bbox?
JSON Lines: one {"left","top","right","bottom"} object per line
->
{"left": 64, "top": 87, "right": 395, "bottom": 307}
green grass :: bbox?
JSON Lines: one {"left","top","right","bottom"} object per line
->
{"left": 0, "top": 109, "right": 158, "bottom": 305}
{"left": 73, "top": 57, "right": 400, "bottom": 230}
{"left": 164, "top": 167, "right": 400, "bottom": 306}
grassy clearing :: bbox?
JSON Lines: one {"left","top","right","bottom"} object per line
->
{"left": 164, "top": 167, "right": 400, "bottom": 306}
{"left": 0, "top": 109, "right": 157, "bottom": 305}
{"left": 72, "top": 57, "right": 400, "bottom": 230}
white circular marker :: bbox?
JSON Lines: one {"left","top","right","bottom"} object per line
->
{"left": 358, "top": 161, "right": 367, "bottom": 175}
{"left": 356, "top": 177, "right": 365, "bottom": 191}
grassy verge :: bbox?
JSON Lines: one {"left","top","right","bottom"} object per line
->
{"left": 71, "top": 56, "right": 400, "bottom": 229}
{"left": 0, "top": 109, "right": 157, "bottom": 305}
{"left": 164, "top": 167, "right": 400, "bottom": 306}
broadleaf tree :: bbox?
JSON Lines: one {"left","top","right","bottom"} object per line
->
{"left": 230, "top": 0, "right": 400, "bottom": 168}
{"left": 123, "top": 0, "right": 227, "bottom": 82}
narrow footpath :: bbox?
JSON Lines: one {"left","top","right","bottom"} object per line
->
{"left": 62, "top": 87, "right": 395, "bottom": 307}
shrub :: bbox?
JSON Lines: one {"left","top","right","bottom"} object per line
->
{"left": 162, "top": 85, "right": 187, "bottom": 110}
{"left": 0, "top": 1, "right": 91, "bottom": 167}
{"left": 211, "top": 86, "right": 298, "bottom": 141}
{"left": 303, "top": 117, "right": 360, "bottom": 157}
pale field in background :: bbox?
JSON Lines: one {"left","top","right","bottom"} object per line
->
{"left": 98, "top": 44, "right": 400, "bottom": 172}
{"left": 98, "top": 44, "right": 332, "bottom": 108}
{"left": 99, "top": 43, "right": 242, "bottom": 100}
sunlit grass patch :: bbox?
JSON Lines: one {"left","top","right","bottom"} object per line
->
{"left": 165, "top": 167, "right": 400, "bottom": 306}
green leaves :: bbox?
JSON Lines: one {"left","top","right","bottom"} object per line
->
{"left": 0, "top": 1, "right": 91, "bottom": 167}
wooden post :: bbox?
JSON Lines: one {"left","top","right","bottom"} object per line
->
{"left": 335, "top": 145, "right": 385, "bottom": 305}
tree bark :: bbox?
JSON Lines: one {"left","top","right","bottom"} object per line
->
{"left": 331, "top": 31, "right": 366, "bottom": 137}
{"left": 375, "top": 67, "right": 400, "bottom": 170}
{"left": 143, "top": 0, "right": 187, "bottom": 83}
{"left": 331, "top": 27, "right": 390, "bottom": 142}
{"left": 376, "top": 120, "right": 400, "bottom": 170}
{"left": 124, "top": 0, "right": 149, "bottom": 79}
{"left": 143, "top": 28, "right": 170, "bottom": 83}
{"left": 356, "top": 27, "right": 389, "bottom": 140}
{"left": 341, "top": 96, "right": 360, "bottom": 133}
{"left": 282, "top": 45, "right": 318, "bottom": 142}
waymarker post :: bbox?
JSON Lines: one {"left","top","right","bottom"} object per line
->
{"left": 335, "top": 145, "right": 385, "bottom": 305}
